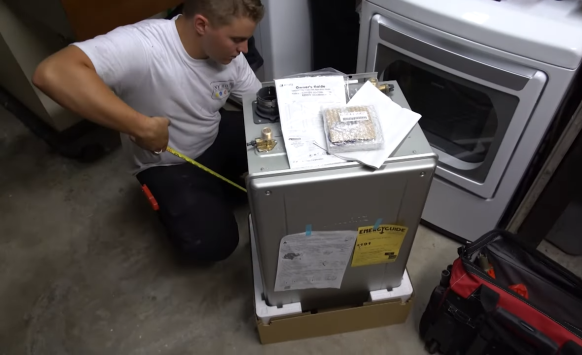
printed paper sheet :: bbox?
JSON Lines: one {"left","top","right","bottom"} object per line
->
{"left": 332, "top": 82, "right": 422, "bottom": 169}
{"left": 275, "top": 76, "right": 347, "bottom": 169}
{"left": 274, "top": 231, "right": 357, "bottom": 291}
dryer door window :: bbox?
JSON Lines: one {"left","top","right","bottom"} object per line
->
{"left": 368, "top": 14, "right": 547, "bottom": 199}
{"left": 378, "top": 45, "right": 519, "bottom": 184}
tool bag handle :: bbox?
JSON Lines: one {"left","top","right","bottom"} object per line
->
{"left": 458, "top": 229, "right": 519, "bottom": 258}
{"left": 458, "top": 230, "right": 582, "bottom": 291}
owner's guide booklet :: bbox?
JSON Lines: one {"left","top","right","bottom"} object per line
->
{"left": 275, "top": 76, "right": 347, "bottom": 169}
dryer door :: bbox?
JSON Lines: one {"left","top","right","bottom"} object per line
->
{"left": 365, "top": 13, "right": 547, "bottom": 199}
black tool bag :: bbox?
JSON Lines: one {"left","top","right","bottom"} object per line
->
{"left": 419, "top": 230, "right": 582, "bottom": 355}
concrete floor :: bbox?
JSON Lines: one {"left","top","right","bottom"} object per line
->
{"left": 1, "top": 106, "right": 581, "bottom": 355}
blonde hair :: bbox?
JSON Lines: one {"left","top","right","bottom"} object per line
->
{"left": 183, "top": 0, "right": 265, "bottom": 26}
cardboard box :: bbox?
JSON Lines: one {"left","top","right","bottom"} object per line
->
{"left": 256, "top": 295, "right": 414, "bottom": 344}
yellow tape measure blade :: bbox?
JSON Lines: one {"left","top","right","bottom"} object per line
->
{"left": 166, "top": 147, "right": 247, "bottom": 193}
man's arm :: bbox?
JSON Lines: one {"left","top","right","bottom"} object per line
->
{"left": 231, "top": 54, "right": 262, "bottom": 100}
{"left": 33, "top": 40, "right": 169, "bottom": 152}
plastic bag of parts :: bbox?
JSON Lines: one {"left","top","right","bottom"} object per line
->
{"left": 322, "top": 104, "right": 384, "bottom": 153}
{"left": 282, "top": 68, "right": 378, "bottom": 101}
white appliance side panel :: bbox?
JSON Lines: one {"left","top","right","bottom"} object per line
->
{"left": 258, "top": 0, "right": 313, "bottom": 81}
{"left": 252, "top": 23, "right": 266, "bottom": 82}
{"left": 0, "top": 1, "right": 81, "bottom": 131}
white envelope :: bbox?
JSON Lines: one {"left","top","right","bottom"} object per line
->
{"left": 331, "top": 81, "right": 422, "bottom": 169}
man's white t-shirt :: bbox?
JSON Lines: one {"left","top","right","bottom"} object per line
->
{"left": 73, "top": 16, "right": 261, "bottom": 174}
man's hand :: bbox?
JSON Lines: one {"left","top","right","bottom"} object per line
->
{"left": 132, "top": 116, "right": 171, "bottom": 153}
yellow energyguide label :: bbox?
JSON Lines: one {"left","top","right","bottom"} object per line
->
{"left": 351, "top": 224, "right": 408, "bottom": 267}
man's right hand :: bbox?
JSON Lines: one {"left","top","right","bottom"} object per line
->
{"left": 133, "top": 116, "right": 171, "bottom": 153}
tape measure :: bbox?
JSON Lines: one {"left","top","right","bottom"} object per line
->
{"left": 166, "top": 147, "right": 247, "bottom": 193}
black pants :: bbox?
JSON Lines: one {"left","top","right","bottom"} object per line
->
{"left": 137, "top": 110, "right": 247, "bottom": 262}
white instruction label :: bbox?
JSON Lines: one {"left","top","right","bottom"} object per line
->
{"left": 274, "top": 231, "right": 357, "bottom": 292}
{"left": 339, "top": 111, "right": 369, "bottom": 122}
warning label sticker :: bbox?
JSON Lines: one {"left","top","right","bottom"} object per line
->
{"left": 351, "top": 225, "right": 408, "bottom": 267}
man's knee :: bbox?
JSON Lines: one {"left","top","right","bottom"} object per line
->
{"left": 167, "top": 219, "right": 240, "bottom": 262}
{"left": 141, "top": 170, "right": 241, "bottom": 262}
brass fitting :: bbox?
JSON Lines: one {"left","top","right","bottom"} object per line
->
{"left": 250, "top": 127, "right": 277, "bottom": 153}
